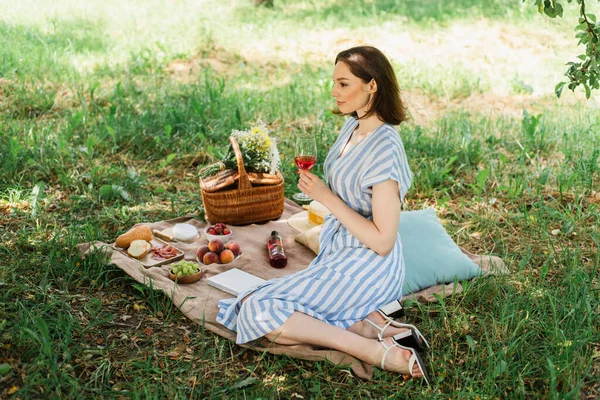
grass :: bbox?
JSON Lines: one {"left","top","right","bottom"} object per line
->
{"left": 1, "top": 0, "right": 599, "bottom": 398}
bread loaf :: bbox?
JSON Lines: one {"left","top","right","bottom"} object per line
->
{"left": 247, "top": 172, "right": 282, "bottom": 185}
{"left": 127, "top": 240, "right": 151, "bottom": 259}
{"left": 115, "top": 225, "right": 153, "bottom": 248}
{"left": 200, "top": 169, "right": 239, "bottom": 193}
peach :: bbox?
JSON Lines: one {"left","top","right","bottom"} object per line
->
{"left": 208, "top": 239, "right": 224, "bottom": 253}
{"left": 196, "top": 245, "right": 210, "bottom": 261}
{"left": 225, "top": 241, "right": 241, "bottom": 257}
{"left": 219, "top": 249, "right": 235, "bottom": 264}
{"left": 202, "top": 251, "right": 220, "bottom": 265}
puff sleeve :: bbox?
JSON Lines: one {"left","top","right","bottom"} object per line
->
{"left": 360, "top": 131, "right": 412, "bottom": 201}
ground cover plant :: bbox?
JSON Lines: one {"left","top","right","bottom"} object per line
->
{"left": 1, "top": 0, "right": 599, "bottom": 398}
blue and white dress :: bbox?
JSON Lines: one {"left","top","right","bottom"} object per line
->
{"left": 217, "top": 117, "right": 413, "bottom": 344}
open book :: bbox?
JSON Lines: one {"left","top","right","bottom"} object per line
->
{"left": 206, "top": 268, "right": 266, "bottom": 296}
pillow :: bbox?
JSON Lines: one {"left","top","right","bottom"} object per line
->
{"left": 399, "top": 208, "right": 483, "bottom": 294}
{"left": 295, "top": 225, "right": 322, "bottom": 254}
{"left": 294, "top": 208, "right": 483, "bottom": 294}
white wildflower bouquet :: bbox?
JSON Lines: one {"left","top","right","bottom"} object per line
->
{"left": 221, "top": 122, "right": 280, "bottom": 174}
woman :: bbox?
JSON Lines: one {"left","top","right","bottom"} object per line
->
{"left": 217, "top": 46, "right": 429, "bottom": 383}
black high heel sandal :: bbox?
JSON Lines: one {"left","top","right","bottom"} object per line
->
{"left": 365, "top": 300, "right": 430, "bottom": 351}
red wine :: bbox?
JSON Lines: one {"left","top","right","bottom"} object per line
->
{"left": 295, "top": 155, "right": 317, "bottom": 170}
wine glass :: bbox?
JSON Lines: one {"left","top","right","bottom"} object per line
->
{"left": 293, "top": 136, "right": 317, "bottom": 202}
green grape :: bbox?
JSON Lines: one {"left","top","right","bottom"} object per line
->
{"left": 172, "top": 260, "right": 201, "bottom": 276}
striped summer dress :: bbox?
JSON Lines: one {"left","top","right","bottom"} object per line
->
{"left": 217, "top": 117, "right": 413, "bottom": 344}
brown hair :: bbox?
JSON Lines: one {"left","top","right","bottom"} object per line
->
{"left": 333, "top": 46, "right": 407, "bottom": 125}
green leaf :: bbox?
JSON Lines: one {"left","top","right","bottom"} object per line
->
{"left": 99, "top": 184, "right": 131, "bottom": 201}
{"left": 159, "top": 153, "right": 177, "bottom": 169}
{"left": 0, "top": 363, "right": 10, "bottom": 375}
{"left": 85, "top": 135, "right": 96, "bottom": 155}
{"left": 466, "top": 335, "right": 477, "bottom": 351}
{"left": 99, "top": 185, "right": 114, "bottom": 199}
{"left": 543, "top": 7, "right": 556, "bottom": 18}
{"left": 493, "top": 360, "right": 508, "bottom": 377}
{"left": 308, "top": 382, "right": 321, "bottom": 393}
{"left": 113, "top": 185, "right": 131, "bottom": 201}
{"left": 561, "top": 221, "right": 575, "bottom": 235}
{"left": 555, "top": 81, "right": 566, "bottom": 97}
{"left": 127, "top": 166, "right": 139, "bottom": 180}
{"left": 555, "top": 2, "right": 563, "bottom": 17}
{"left": 228, "top": 376, "right": 258, "bottom": 391}
{"left": 30, "top": 181, "right": 45, "bottom": 218}
{"left": 476, "top": 168, "right": 490, "bottom": 190}
{"left": 443, "top": 155, "right": 459, "bottom": 172}
{"left": 584, "top": 83, "right": 591, "bottom": 98}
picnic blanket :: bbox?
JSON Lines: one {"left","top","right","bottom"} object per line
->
{"left": 77, "top": 199, "right": 506, "bottom": 379}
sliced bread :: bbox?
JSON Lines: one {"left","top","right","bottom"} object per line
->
{"left": 127, "top": 239, "right": 151, "bottom": 259}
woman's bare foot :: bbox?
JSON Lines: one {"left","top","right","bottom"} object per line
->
{"left": 348, "top": 311, "right": 411, "bottom": 339}
{"left": 374, "top": 337, "right": 424, "bottom": 378}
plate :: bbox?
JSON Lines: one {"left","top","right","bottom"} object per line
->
{"left": 154, "top": 227, "right": 200, "bottom": 243}
{"left": 116, "top": 237, "right": 184, "bottom": 268}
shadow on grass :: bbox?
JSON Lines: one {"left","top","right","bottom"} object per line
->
{"left": 235, "top": 0, "right": 533, "bottom": 26}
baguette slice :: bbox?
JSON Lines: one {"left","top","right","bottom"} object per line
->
{"left": 127, "top": 240, "right": 151, "bottom": 259}
{"left": 115, "top": 225, "right": 153, "bottom": 248}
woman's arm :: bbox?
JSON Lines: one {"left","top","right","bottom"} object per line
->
{"left": 298, "top": 171, "right": 401, "bottom": 256}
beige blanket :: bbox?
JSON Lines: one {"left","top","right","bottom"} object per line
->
{"left": 77, "top": 199, "right": 506, "bottom": 379}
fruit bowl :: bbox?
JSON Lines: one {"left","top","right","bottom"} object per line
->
{"left": 168, "top": 269, "right": 203, "bottom": 284}
{"left": 168, "top": 260, "right": 203, "bottom": 284}
{"left": 204, "top": 223, "right": 232, "bottom": 242}
{"left": 196, "top": 240, "right": 242, "bottom": 266}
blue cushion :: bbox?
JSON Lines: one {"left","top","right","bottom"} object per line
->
{"left": 399, "top": 208, "right": 483, "bottom": 294}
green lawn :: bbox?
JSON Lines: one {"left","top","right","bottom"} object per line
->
{"left": 1, "top": 0, "right": 599, "bottom": 398}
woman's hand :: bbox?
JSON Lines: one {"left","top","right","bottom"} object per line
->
{"left": 297, "top": 170, "right": 331, "bottom": 204}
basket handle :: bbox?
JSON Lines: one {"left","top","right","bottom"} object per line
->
{"left": 230, "top": 136, "right": 252, "bottom": 190}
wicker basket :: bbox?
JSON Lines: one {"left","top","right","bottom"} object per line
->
{"left": 200, "top": 136, "right": 285, "bottom": 225}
